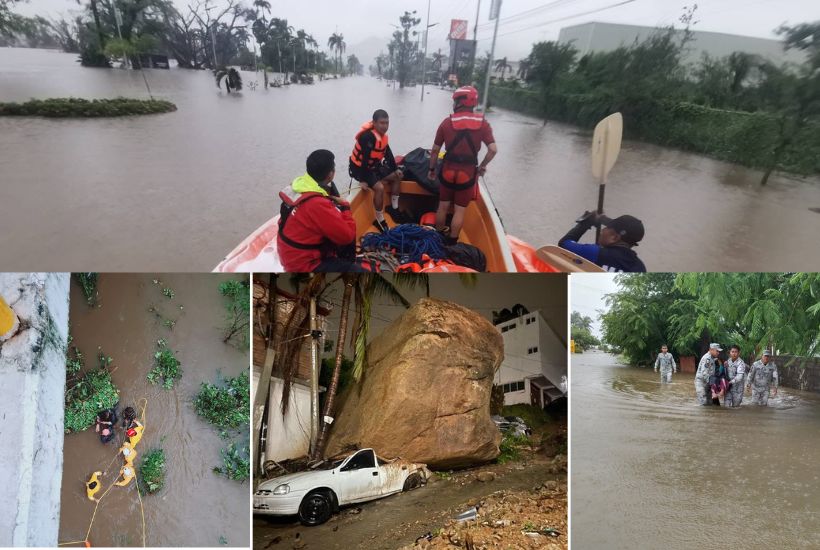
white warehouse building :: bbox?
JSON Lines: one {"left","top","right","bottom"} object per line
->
{"left": 495, "top": 309, "right": 567, "bottom": 408}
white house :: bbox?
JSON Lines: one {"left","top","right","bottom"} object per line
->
{"left": 494, "top": 309, "right": 567, "bottom": 407}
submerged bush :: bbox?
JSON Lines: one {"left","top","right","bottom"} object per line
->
{"left": 194, "top": 371, "right": 249, "bottom": 429}
{"left": 64, "top": 368, "right": 120, "bottom": 433}
{"left": 140, "top": 448, "right": 166, "bottom": 494}
{"left": 147, "top": 339, "right": 182, "bottom": 389}
{"left": 0, "top": 98, "right": 176, "bottom": 118}
{"left": 213, "top": 443, "right": 250, "bottom": 481}
{"left": 73, "top": 273, "right": 98, "bottom": 306}
{"left": 219, "top": 280, "right": 249, "bottom": 348}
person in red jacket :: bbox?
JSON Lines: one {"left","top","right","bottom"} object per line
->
{"left": 277, "top": 150, "right": 365, "bottom": 272}
{"left": 427, "top": 86, "right": 497, "bottom": 244}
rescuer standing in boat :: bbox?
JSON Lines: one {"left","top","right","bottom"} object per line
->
{"left": 428, "top": 86, "right": 498, "bottom": 244}
{"left": 558, "top": 211, "right": 646, "bottom": 272}
{"left": 278, "top": 149, "right": 366, "bottom": 272}
{"left": 349, "top": 109, "right": 404, "bottom": 233}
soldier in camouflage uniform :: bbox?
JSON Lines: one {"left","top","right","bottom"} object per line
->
{"left": 745, "top": 350, "right": 779, "bottom": 406}
{"left": 695, "top": 343, "right": 720, "bottom": 405}
{"left": 724, "top": 344, "right": 747, "bottom": 408}
{"left": 654, "top": 344, "right": 677, "bottom": 383}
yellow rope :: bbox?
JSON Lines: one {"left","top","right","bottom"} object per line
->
{"left": 59, "top": 397, "right": 151, "bottom": 548}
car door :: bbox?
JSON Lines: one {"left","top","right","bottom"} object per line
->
{"left": 337, "top": 449, "right": 383, "bottom": 504}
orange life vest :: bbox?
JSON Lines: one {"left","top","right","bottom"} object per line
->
{"left": 350, "top": 122, "right": 389, "bottom": 168}
{"left": 440, "top": 112, "right": 485, "bottom": 188}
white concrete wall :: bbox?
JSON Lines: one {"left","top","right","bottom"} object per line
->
{"left": 0, "top": 273, "right": 69, "bottom": 547}
{"left": 253, "top": 367, "right": 312, "bottom": 463}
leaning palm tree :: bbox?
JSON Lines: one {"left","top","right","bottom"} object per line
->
{"left": 517, "top": 58, "right": 531, "bottom": 81}
{"left": 215, "top": 67, "right": 243, "bottom": 92}
{"left": 494, "top": 57, "right": 511, "bottom": 80}
{"left": 327, "top": 32, "right": 345, "bottom": 74}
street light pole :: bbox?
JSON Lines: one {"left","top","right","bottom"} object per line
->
{"left": 420, "top": 0, "right": 431, "bottom": 101}
{"left": 480, "top": 0, "right": 501, "bottom": 112}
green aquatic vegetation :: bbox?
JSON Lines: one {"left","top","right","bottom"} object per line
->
{"left": 64, "top": 367, "right": 120, "bottom": 433}
{"left": 194, "top": 371, "right": 250, "bottom": 429}
{"left": 213, "top": 443, "right": 250, "bottom": 481}
{"left": 218, "top": 280, "right": 249, "bottom": 348}
{"left": 162, "top": 287, "right": 175, "bottom": 299}
{"left": 73, "top": 273, "right": 98, "bottom": 306}
{"left": 66, "top": 335, "right": 84, "bottom": 376}
{"left": 0, "top": 98, "right": 177, "bottom": 118}
{"left": 139, "top": 448, "right": 166, "bottom": 494}
{"left": 147, "top": 339, "right": 182, "bottom": 389}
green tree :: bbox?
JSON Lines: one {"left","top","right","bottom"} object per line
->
{"left": 387, "top": 10, "right": 420, "bottom": 88}
{"left": 327, "top": 31, "right": 345, "bottom": 74}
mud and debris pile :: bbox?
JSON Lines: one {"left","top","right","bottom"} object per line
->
{"left": 400, "top": 480, "right": 568, "bottom": 550}
{"left": 327, "top": 298, "right": 504, "bottom": 469}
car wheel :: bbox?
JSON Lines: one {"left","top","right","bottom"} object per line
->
{"left": 298, "top": 491, "right": 333, "bottom": 526}
{"left": 403, "top": 473, "right": 422, "bottom": 492}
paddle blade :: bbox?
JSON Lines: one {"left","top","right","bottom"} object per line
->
{"left": 591, "top": 112, "right": 623, "bottom": 182}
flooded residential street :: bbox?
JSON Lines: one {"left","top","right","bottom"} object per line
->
{"left": 58, "top": 274, "right": 249, "bottom": 547}
{"left": 571, "top": 351, "right": 820, "bottom": 549}
{"left": 1, "top": 48, "right": 818, "bottom": 271}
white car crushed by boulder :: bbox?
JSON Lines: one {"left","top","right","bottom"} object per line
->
{"left": 254, "top": 448, "right": 430, "bottom": 525}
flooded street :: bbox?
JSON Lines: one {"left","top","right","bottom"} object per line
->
{"left": 59, "top": 274, "right": 249, "bottom": 546}
{"left": 571, "top": 351, "right": 820, "bottom": 549}
{"left": 1, "top": 48, "right": 819, "bottom": 271}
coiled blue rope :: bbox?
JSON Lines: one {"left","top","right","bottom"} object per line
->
{"left": 360, "top": 224, "right": 446, "bottom": 265}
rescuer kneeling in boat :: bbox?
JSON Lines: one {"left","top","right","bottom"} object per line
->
{"left": 278, "top": 149, "right": 367, "bottom": 272}
{"left": 86, "top": 471, "right": 103, "bottom": 501}
{"left": 558, "top": 211, "right": 646, "bottom": 272}
{"left": 428, "top": 86, "right": 497, "bottom": 244}
{"left": 349, "top": 109, "right": 404, "bottom": 233}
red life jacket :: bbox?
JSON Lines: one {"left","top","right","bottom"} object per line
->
{"left": 350, "top": 122, "right": 389, "bottom": 168}
{"left": 440, "top": 112, "right": 485, "bottom": 189}
{"left": 277, "top": 190, "right": 328, "bottom": 250}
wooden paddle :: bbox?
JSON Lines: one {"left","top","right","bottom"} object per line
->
{"left": 591, "top": 112, "right": 623, "bottom": 241}
{"left": 536, "top": 245, "right": 604, "bottom": 273}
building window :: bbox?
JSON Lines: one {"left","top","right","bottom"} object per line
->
{"left": 502, "top": 380, "right": 525, "bottom": 393}
{"left": 501, "top": 323, "right": 516, "bottom": 333}
{"left": 525, "top": 316, "right": 535, "bottom": 325}
{"left": 528, "top": 346, "right": 539, "bottom": 354}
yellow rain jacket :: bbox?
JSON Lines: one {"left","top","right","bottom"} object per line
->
{"left": 115, "top": 465, "right": 136, "bottom": 487}
{"left": 86, "top": 471, "right": 103, "bottom": 500}
{"left": 119, "top": 441, "right": 137, "bottom": 465}
{"left": 128, "top": 421, "right": 144, "bottom": 447}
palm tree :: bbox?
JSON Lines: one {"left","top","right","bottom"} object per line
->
{"left": 431, "top": 50, "right": 445, "bottom": 82}
{"left": 327, "top": 32, "right": 345, "bottom": 74}
{"left": 517, "top": 58, "right": 531, "bottom": 81}
{"left": 215, "top": 67, "right": 242, "bottom": 92}
{"left": 494, "top": 57, "right": 511, "bottom": 81}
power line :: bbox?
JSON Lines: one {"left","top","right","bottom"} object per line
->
{"left": 475, "top": 0, "right": 584, "bottom": 30}
{"left": 476, "top": 0, "right": 638, "bottom": 42}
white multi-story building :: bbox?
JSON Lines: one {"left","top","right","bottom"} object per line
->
{"left": 494, "top": 309, "right": 567, "bottom": 408}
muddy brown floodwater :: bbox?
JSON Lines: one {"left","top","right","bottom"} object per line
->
{"left": 253, "top": 458, "right": 562, "bottom": 550}
{"left": 58, "top": 274, "right": 250, "bottom": 547}
{"left": 1, "top": 47, "right": 819, "bottom": 271}
{"left": 571, "top": 351, "right": 820, "bottom": 549}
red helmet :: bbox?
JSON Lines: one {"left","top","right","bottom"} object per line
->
{"left": 452, "top": 86, "right": 479, "bottom": 107}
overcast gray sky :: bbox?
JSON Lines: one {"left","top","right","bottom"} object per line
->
{"left": 18, "top": 0, "right": 820, "bottom": 62}
{"left": 570, "top": 273, "right": 619, "bottom": 338}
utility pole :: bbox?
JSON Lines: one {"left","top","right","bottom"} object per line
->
{"left": 470, "top": 0, "right": 482, "bottom": 71}
{"left": 253, "top": 275, "right": 277, "bottom": 479}
{"left": 112, "top": 5, "right": 129, "bottom": 69}
{"left": 480, "top": 0, "right": 501, "bottom": 112}
{"left": 420, "top": 0, "right": 431, "bottom": 101}
{"left": 210, "top": 22, "right": 218, "bottom": 68}
{"left": 308, "top": 293, "right": 320, "bottom": 458}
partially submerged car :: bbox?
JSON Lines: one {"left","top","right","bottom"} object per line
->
{"left": 253, "top": 448, "right": 429, "bottom": 526}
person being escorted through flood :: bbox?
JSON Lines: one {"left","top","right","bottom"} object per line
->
{"left": 724, "top": 344, "right": 747, "bottom": 408}
{"left": 278, "top": 150, "right": 367, "bottom": 272}
{"left": 428, "top": 86, "right": 497, "bottom": 245}
{"left": 746, "top": 350, "right": 779, "bottom": 406}
{"left": 558, "top": 211, "right": 646, "bottom": 272}
{"left": 654, "top": 344, "right": 676, "bottom": 383}
{"left": 348, "top": 109, "right": 404, "bottom": 232}
{"left": 94, "top": 405, "right": 118, "bottom": 444}
{"left": 695, "top": 343, "right": 721, "bottom": 405}
{"left": 86, "top": 471, "right": 103, "bottom": 501}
